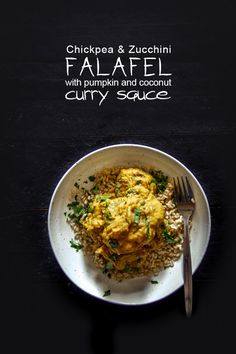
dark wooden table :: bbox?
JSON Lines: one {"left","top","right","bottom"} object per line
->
{"left": 1, "top": 2, "right": 235, "bottom": 353}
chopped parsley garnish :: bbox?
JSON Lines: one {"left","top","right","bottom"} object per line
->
{"left": 91, "top": 185, "right": 99, "bottom": 194}
{"left": 102, "top": 264, "right": 113, "bottom": 279}
{"left": 136, "top": 180, "right": 142, "bottom": 185}
{"left": 145, "top": 218, "right": 150, "bottom": 238}
{"left": 110, "top": 254, "right": 118, "bottom": 262}
{"left": 123, "top": 265, "right": 132, "bottom": 272}
{"left": 109, "top": 239, "right": 119, "bottom": 248}
{"left": 105, "top": 262, "right": 113, "bottom": 271}
{"left": 115, "top": 182, "right": 121, "bottom": 196}
{"left": 124, "top": 265, "right": 139, "bottom": 273}
{"left": 127, "top": 188, "right": 136, "bottom": 195}
{"left": 74, "top": 182, "right": 80, "bottom": 189}
{"left": 96, "top": 194, "right": 112, "bottom": 202}
{"left": 87, "top": 205, "right": 94, "bottom": 213}
{"left": 105, "top": 209, "right": 112, "bottom": 220}
{"left": 67, "top": 201, "right": 86, "bottom": 222}
{"left": 162, "top": 229, "right": 175, "bottom": 244}
{"left": 134, "top": 208, "right": 141, "bottom": 224}
{"left": 70, "top": 239, "right": 83, "bottom": 251}
{"left": 149, "top": 169, "right": 168, "bottom": 192}
{"left": 103, "top": 290, "right": 111, "bottom": 297}
{"left": 151, "top": 280, "right": 159, "bottom": 284}
{"left": 88, "top": 175, "right": 96, "bottom": 181}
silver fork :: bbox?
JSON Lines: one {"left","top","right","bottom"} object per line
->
{"left": 173, "top": 176, "right": 195, "bottom": 317}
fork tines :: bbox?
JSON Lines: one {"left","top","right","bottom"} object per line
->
{"left": 173, "top": 176, "right": 194, "bottom": 203}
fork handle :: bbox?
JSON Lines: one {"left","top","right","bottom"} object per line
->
{"left": 183, "top": 216, "right": 192, "bottom": 317}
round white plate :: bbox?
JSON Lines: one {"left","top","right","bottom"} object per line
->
{"left": 48, "top": 144, "right": 211, "bottom": 305}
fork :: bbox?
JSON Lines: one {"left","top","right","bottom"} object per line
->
{"left": 173, "top": 176, "right": 195, "bottom": 317}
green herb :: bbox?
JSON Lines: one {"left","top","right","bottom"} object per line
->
{"left": 64, "top": 212, "right": 67, "bottom": 217}
{"left": 74, "top": 182, "right": 80, "bottom": 189}
{"left": 88, "top": 175, "right": 96, "bottom": 182}
{"left": 145, "top": 218, "right": 150, "bottom": 238}
{"left": 115, "top": 182, "right": 121, "bottom": 196}
{"left": 105, "top": 262, "right": 113, "bottom": 271}
{"left": 105, "top": 209, "right": 112, "bottom": 220}
{"left": 136, "top": 180, "right": 142, "bottom": 185}
{"left": 87, "top": 205, "right": 94, "bottom": 213}
{"left": 149, "top": 169, "right": 168, "bottom": 192}
{"left": 123, "top": 265, "right": 132, "bottom": 272}
{"left": 109, "top": 239, "right": 119, "bottom": 248}
{"left": 91, "top": 185, "right": 99, "bottom": 194}
{"left": 127, "top": 188, "right": 136, "bottom": 195}
{"left": 110, "top": 254, "right": 118, "bottom": 262}
{"left": 151, "top": 280, "right": 159, "bottom": 284}
{"left": 102, "top": 268, "right": 112, "bottom": 279}
{"left": 70, "top": 239, "right": 83, "bottom": 252}
{"left": 162, "top": 229, "right": 175, "bottom": 244}
{"left": 96, "top": 194, "right": 112, "bottom": 202}
{"left": 103, "top": 290, "right": 111, "bottom": 297}
{"left": 123, "top": 265, "right": 139, "bottom": 273}
{"left": 67, "top": 201, "right": 86, "bottom": 222}
{"left": 67, "top": 201, "right": 75, "bottom": 208}
{"left": 134, "top": 208, "right": 141, "bottom": 224}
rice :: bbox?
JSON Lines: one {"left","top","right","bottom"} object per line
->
{"left": 66, "top": 167, "right": 184, "bottom": 281}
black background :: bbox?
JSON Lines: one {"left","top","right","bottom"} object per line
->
{"left": 1, "top": 1, "right": 235, "bottom": 353}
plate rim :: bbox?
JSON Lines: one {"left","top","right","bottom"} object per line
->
{"left": 48, "top": 143, "right": 211, "bottom": 305}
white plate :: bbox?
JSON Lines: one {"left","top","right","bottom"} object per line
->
{"left": 48, "top": 144, "right": 211, "bottom": 305}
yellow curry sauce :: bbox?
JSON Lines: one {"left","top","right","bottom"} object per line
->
{"left": 81, "top": 168, "right": 165, "bottom": 270}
